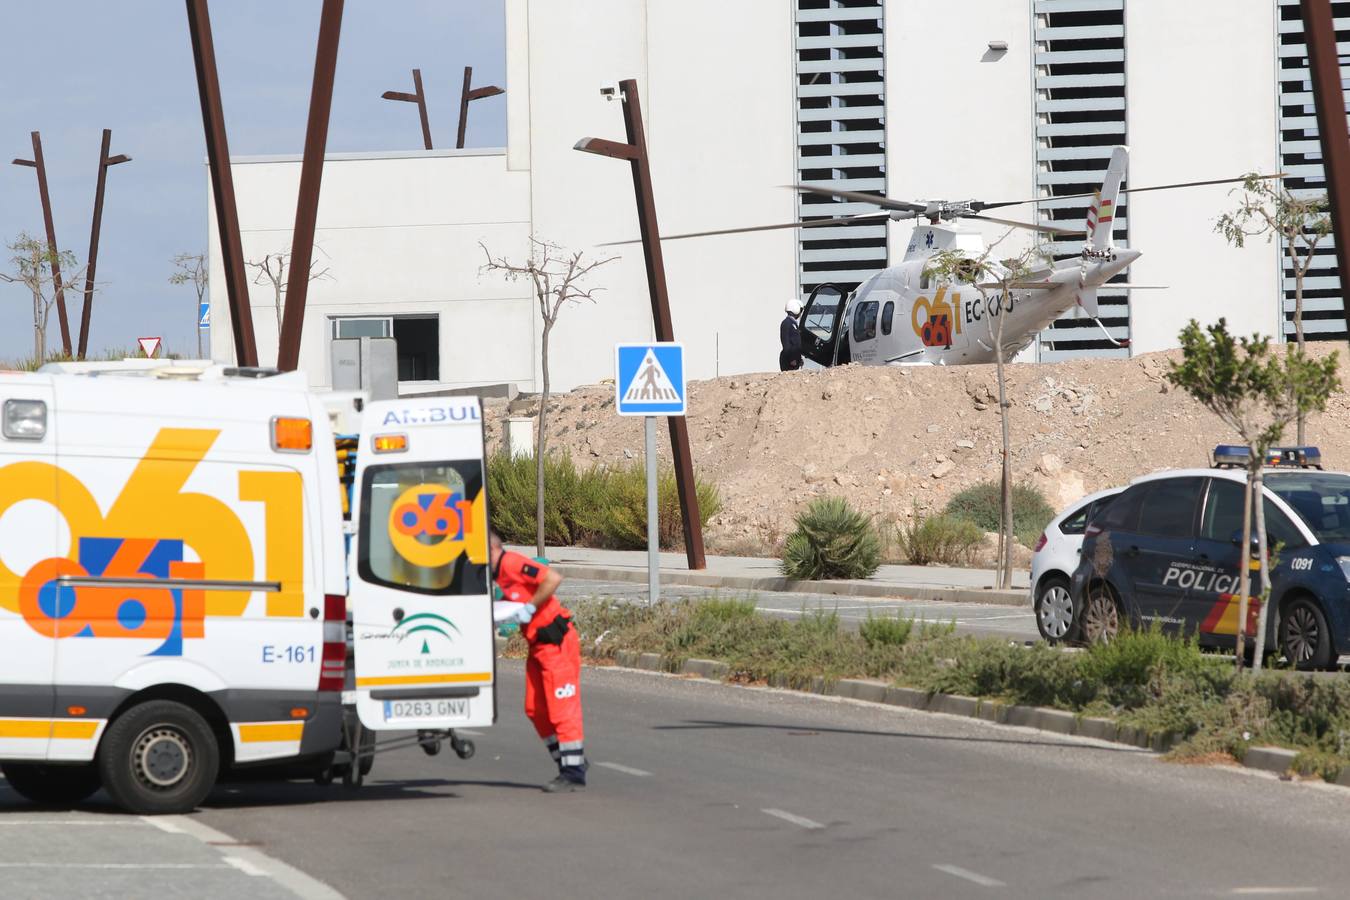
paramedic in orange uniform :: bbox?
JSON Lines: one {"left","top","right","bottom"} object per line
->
{"left": 489, "top": 531, "right": 588, "bottom": 792}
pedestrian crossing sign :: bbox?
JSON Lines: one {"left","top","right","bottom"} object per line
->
{"left": 615, "top": 343, "right": 685, "bottom": 417}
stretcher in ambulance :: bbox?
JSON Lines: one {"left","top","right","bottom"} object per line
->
{"left": 0, "top": 362, "right": 494, "bottom": 813}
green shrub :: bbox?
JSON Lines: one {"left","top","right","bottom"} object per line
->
{"left": 897, "top": 512, "right": 984, "bottom": 565}
{"left": 486, "top": 452, "right": 721, "bottom": 550}
{"left": 943, "top": 481, "right": 1057, "bottom": 548}
{"left": 781, "top": 496, "right": 882, "bottom": 581}
{"left": 859, "top": 612, "right": 913, "bottom": 648}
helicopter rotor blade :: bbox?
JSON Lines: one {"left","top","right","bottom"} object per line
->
{"left": 791, "top": 183, "right": 927, "bottom": 213}
{"left": 972, "top": 173, "right": 1286, "bottom": 212}
{"left": 963, "top": 213, "right": 1079, "bottom": 235}
{"left": 596, "top": 212, "right": 892, "bottom": 247}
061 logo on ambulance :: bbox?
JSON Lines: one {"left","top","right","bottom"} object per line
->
{"left": 387, "top": 484, "right": 487, "bottom": 568}
{"left": 0, "top": 428, "right": 305, "bottom": 655}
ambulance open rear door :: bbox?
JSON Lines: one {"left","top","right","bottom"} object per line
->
{"left": 348, "top": 397, "right": 495, "bottom": 738}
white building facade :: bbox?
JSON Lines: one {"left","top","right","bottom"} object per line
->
{"left": 209, "top": 0, "right": 1340, "bottom": 393}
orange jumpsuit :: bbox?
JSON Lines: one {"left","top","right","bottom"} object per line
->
{"left": 495, "top": 551, "right": 587, "bottom": 784}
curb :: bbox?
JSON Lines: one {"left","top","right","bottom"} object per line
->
{"left": 551, "top": 563, "right": 1030, "bottom": 607}
{"left": 584, "top": 650, "right": 1349, "bottom": 790}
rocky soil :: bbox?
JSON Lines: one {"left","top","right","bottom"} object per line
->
{"left": 484, "top": 346, "right": 1350, "bottom": 557}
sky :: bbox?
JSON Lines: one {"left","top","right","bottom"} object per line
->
{"left": 0, "top": 0, "right": 506, "bottom": 361}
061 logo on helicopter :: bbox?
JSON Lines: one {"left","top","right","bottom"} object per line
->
{"left": 911, "top": 286, "right": 962, "bottom": 349}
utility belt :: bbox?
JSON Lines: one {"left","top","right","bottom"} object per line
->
{"left": 529, "top": 612, "right": 572, "bottom": 646}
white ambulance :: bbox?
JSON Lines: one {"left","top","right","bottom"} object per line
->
{"left": 0, "top": 362, "right": 494, "bottom": 814}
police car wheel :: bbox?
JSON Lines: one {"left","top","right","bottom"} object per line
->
{"left": 1, "top": 762, "right": 100, "bottom": 807}
{"left": 1076, "top": 582, "right": 1121, "bottom": 646}
{"left": 98, "top": 700, "right": 220, "bottom": 815}
{"left": 1280, "top": 597, "right": 1334, "bottom": 671}
{"left": 1034, "top": 577, "right": 1074, "bottom": 643}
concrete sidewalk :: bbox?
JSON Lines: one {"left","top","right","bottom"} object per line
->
{"left": 516, "top": 545, "right": 1030, "bottom": 606}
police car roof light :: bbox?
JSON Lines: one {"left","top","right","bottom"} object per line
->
{"left": 1211, "top": 445, "right": 1322, "bottom": 470}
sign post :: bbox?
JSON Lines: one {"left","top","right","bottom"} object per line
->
{"left": 615, "top": 342, "right": 686, "bottom": 603}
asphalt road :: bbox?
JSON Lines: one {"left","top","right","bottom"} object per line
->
{"left": 558, "top": 576, "right": 1040, "bottom": 643}
{"left": 3, "top": 662, "right": 1339, "bottom": 899}
{"left": 7, "top": 662, "right": 1350, "bottom": 897}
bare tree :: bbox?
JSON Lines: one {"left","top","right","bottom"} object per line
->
{"left": 1215, "top": 174, "right": 1331, "bottom": 444}
{"left": 169, "top": 252, "right": 208, "bottom": 359}
{"left": 481, "top": 238, "right": 618, "bottom": 557}
{"left": 926, "top": 234, "right": 1046, "bottom": 589}
{"left": 245, "top": 248, "right": 332, "bottom": 336}
{"left": 1, "top": 233, "right": 86, "bottom": 366}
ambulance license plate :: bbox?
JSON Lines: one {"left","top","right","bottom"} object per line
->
{"left": 383, "top": 698, "right": 470, "bottom": 722}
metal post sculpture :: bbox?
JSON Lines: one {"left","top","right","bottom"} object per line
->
{"left": 277, "top": 0, "right": 343, "bottom": 371}
{"left": 382, "top": 68, "right": 433, "bottom": 150}
{"left": 456, "top": 66, "right": 503, "bottom": 150}
{"left": 77, "top": 129, "right": 131, "bottom": 360}
{"left": 574, "top": 79, "right": 707, "bottom": 570}
{"left": 185, "top": 0, "right": 258, "bottom": 367}
{"left": 1300, "top": 0, "right": 1350, "bottom": 351}
{"left": 12, "top": 132, "right": 72, "bottom": 357}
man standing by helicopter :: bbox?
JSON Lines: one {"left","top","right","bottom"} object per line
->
{"left": 780, "top": 298, "right": 803, "bottom": 371}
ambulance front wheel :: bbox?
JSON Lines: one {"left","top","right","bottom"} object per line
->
{"left": 1, "top": 762, "right": 101, "bottom": 807}
{"left": 98, "top": 700, "right": 220, "bottom": 815}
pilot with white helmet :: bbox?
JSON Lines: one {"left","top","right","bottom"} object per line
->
{"left": 780, "top": 298, "right": 803, "bottom": 372}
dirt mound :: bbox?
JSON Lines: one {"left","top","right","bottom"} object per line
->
{"left": 484, "top": 346, "right": 1350, "bottom": 556}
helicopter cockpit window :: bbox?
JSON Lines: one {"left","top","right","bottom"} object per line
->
{"left": 920, "top": 273, "right": 931, "bottom": 291}
{"left": 803, "top": 289, "right": 843, "bottom": 341}
{"left": 881, "top": 301, "right": 895, "bottom": 336}
{"left": 852, "top": 301, "right": 879, "bottom": 342}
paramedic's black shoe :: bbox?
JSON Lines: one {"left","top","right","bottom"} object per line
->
{"left": 542, "top": 775, "right": 584, "bottom": 793}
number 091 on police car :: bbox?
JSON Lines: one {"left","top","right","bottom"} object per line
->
{"left": 383, "top": 698, "right": 470, "bottom": 722}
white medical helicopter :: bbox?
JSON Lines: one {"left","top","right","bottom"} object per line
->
{"left": 642, "top": 146, "right": 1275, "bottom": 367}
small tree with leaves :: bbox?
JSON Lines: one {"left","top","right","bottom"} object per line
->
{"left": 1215, "top": 174, "right": 1331, "bottom": 444}
{"left": 1, "top": 233, "right": 86, "bottom": 366}
{"left": 481, "top": 238, "right": 617, "bottom": 557}
{"left": 1166, "top": 319, "right": 1339, "bottom": 672}
{"left": 245, "top": 248, "right": 332, "bottom": 336}
{"left": 169, "top": 252, "right": 208, "bottom": 358}
{"left": 925, "top": 236, "right": 1045, "bottom": 589}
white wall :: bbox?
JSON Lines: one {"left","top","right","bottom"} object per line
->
{"left": 513, "top": 0, "right": 797, "bottom": 390}
{"left": 1126, "top": 1, "right": 1280, "bottom": 352}
{"left": 208, "top": 150, "right": 533, "bottom": 391}
{"left": 884, "top": 0, "right": 1037, "bottom": 263}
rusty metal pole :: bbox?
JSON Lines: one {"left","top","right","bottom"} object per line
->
{"left": 618, "top": 79, "right": 705, "bottom": 569}
{"left": 277, "top": 0, "right": 344, "bottom": 372}
{"left": 456, "top": 66, "right": 504, "bottom": 150}
{"left": 77, "top": 129, "right": 130, "bottom": 360}
{"left": 12, "top": 132, "right": 72, "bottom": 356}
{"left": 382, "top": 69, "right": 433, "bottom": 150}
{"left": 1301, "top": 0, "right": 1350, "bottom": 350}
{"left": 457, "top": 66, "right": 474, "bottom": 150}
{"left": 186, "top": 0, "right": 258, "bottom": 367}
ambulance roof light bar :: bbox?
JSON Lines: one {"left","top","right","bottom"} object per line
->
{"left": 1212, "top": 445, "right": 1323, "bottom": 470}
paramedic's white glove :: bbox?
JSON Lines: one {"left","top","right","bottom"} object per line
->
{"left": 516, "top": 603, "right": 537, "bottom": 625}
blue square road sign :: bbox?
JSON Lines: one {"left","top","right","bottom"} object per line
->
{"left": 615, "top": 343, "right": 685, "bottom": 416}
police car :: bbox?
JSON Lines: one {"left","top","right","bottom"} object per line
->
{"left": 1067, "top": 446, "right": 1350, "bottom": 669}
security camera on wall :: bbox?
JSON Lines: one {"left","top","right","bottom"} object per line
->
{"left": 599, "top": 82, "right": 619, "bottom": 101}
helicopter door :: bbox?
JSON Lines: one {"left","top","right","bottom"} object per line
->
{"left": 799, "top": 283, "right": 848, "bottom": 368}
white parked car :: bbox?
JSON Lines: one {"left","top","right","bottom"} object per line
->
{"left": 1030, "top": 487, "right": 1123, "bottom": 643}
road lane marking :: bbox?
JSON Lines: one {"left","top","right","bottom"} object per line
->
{"left": 152, "top": 815, "right": 345, "bottom": 900}
{"left": 224, "top": 856, "right": 267, "bottom": 877}
{"left": 761, "top": 808, "right": 824, "bottom": 830}
{"left": 596, "top": 761, "right": 652, "bottom": 777}
{"left": 1231, "top": 889, "right": 1320, "bottom": 895}
{"left": 933, "top": 864, "right": 1005, "bottom": 887}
